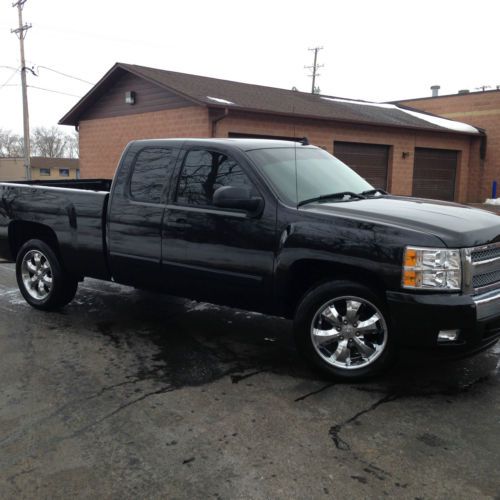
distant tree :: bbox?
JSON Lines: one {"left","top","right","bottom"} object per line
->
{"left": 31, "top": 126, "right": 68, "bottom": 158}
{"left": 65, "top": 130, "right": 79, "bottom": 158}
{"left": 0, "top": 128, "right": 23, "bottom": 157}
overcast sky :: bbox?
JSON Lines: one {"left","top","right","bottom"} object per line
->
{"left": 1, "top": 0, "right": 498, "bottom": 134}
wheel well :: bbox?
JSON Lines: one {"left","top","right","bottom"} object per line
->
{"left": 285, "top": 259, "right": 386, "bottom": 318}
{"left": 9, "top": 221, "right": 60, "bottom": 260}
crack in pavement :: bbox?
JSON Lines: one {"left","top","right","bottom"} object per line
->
{"left": 329, "top": 374, "right": 491, "bottom": 451}
{"left": 294, "top": 383, "right": 336, "bottom": 402}
{"left": 329, "top": 393, "right": 400, "bottom": 450}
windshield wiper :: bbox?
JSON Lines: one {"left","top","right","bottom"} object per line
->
{"left": 360, "top": 188, "right": 387, "bottom": 197}
{"left": 298, "top": 191, "right": 366, "bottom": 207}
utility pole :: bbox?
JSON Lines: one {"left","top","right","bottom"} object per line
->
{"left": 11, "top": 0, "right": 32, "bottom": 180}
{"left": 305, "top": 47, "right": 323, "bottom": 94}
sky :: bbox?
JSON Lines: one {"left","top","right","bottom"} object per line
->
{"left": 0, "top": 0, "right": 498, "bottom": 134}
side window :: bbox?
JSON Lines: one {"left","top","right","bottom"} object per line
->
{"left": 176, "top": 149, "right": 254, "bottom": 206}
{"left": 130, "top": 147, "right": 175, "bottom": 203}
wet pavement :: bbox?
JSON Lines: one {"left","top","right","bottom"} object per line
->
{"left": 0, "top": 260, "right": 499, "bottom": 499}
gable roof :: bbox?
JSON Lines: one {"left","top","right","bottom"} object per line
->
{"left": 59, "top": 62, "right": 480, "bottom": 135}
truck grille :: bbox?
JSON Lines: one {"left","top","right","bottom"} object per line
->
{"left": 467, "top": 243, "right": 500, "bottom": 294}
{"left": 471, "top": 246, "right": 500, "bottom": 263}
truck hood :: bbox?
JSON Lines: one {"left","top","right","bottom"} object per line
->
{"left": 302, "top": 196, "right": 500, "bottom": 248}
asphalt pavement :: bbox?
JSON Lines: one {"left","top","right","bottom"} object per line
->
{"left": 0, "top": 260, "right": 499, "bottom": 499}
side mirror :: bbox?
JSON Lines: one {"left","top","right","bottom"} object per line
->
{"left": 213, "top": 186, "right": 264, "bottom": 214}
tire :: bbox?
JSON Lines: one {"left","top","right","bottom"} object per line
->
{"left": 16, "top": 239, "right": 78, "bottom": 310}
{"left": 294, "top": 280, "right": 395, "bottom": 381}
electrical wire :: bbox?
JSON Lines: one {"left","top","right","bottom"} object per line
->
{"left": 36, "top": 65, "right": 94, "bottom": 85}
{"left": 0, "top": 67, "right": 20, "bottom": 90}
{"left": 27, "top": 85, "right": 82, "bottom": 98}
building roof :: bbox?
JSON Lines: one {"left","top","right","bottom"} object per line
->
{"left": 397, "top": 88, "right": 500, "bottom": 104}
{"left": 59, "top": 62, "right": 480, "bottom": 135}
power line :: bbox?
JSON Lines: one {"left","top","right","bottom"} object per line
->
{"left": 27, "top": 84, "right": 82, "bottom": 98}
{"left": 1, "top": 83, "right": 82, "bottom": 98}
{"left": 36, "top": 65, "right": 94, "bottom": 85}
{"left": 0, "top": 67, "right": 19, "bottom": 89}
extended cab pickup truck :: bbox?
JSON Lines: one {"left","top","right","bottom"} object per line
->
{"left": 1, "top": 138, "right": 500, "bottom": 379}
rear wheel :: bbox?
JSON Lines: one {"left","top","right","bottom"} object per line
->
{"left": 16, "top": 239, "right": 78, "bottom": 310}
{"left": 294, "top": 280, "right": 395, "bottom": 380}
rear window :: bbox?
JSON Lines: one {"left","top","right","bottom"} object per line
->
{"left": 130, "top": 147, "right": 176, "bottom": 203}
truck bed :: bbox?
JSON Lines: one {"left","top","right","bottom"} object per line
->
{"left": 0, "top": 180, "right": 112, "bottom": 280}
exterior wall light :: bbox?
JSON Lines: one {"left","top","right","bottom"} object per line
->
{"left": 125, "top": 91, "right": 136, "bottom": 105}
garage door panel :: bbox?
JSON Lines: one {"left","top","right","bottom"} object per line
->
{"left": 413, "top": 148, "right": 457, "bottom": 201}
{"left": 334, "top": 142, "right": 389, "bottom": 190}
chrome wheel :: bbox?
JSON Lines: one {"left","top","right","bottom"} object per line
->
{"left": 310, "top": 296, "right": 388, "bottom": 370}
{"left": 21, "top": 250, "right": 53, "bottom": 300}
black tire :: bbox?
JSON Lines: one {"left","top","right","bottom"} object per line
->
{"left": 294, "top": 280, "right": 396, "bottom": 381}
{"left": 16, "top": 239, "right": 78, "bottom": 310}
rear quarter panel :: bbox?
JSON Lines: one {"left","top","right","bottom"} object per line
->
{"left": 0, "top": 183, "right": 109, "bottom": 279}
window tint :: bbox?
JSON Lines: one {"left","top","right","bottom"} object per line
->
{"left": 177, "top": 150, "right": 254, "bottom": 206}
{"left": 130, "top": 147, "right": 175, "bottom": 203}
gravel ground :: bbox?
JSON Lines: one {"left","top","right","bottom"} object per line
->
{"left": 0, "top": 261, "right": 499, "bottom": 499}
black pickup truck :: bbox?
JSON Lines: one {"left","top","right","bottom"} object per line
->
{"left": 1, "top": 138, "right": 500, "bottom": 379}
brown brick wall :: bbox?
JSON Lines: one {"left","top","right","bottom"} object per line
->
{"left": 216, "top": 112, "right": 480, "bottom": 203}
{"left": 78, "top": 106, "right": 210, "bottom": 178}
{"left": 402, "top": 91, "right": 500, "bottom": 200}
{"left": 77, "top": 105, "right": 481, "bottom": 203}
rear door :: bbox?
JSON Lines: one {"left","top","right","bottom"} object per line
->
{"left": 412, "top": 148, "right": 458, "bottom": 201}
{"left": 334, "top": 142, "right": 389, "bottom": 190}
{"left": 162, "top": 146, "right": 277, "bottom": 311}
{"left": 107, "top": 144, "right": 179, "bottom": 288}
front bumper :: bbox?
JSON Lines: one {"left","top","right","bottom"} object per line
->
{"left": 386, "top": 289, "right": 500, "bottom": 351}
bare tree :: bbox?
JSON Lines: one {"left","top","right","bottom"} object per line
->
{"left": 31, "top": 126, "right": 68, "bottom": 158}
{"left": 65, "top": 131, "right": 79, "bottom": 158}
{"left": 0, "top": 128, "right": 23, "bottom": 157}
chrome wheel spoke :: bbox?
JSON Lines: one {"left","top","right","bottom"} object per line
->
{"left": 331, "top": 339, "right": 350, "bottom": 364}
{"left": 42, "top": 275, "right": 52, "bottom": 284}
{"left": 312, "top": 327, "right": 341, "bottom": 345}
{"left": 321, "top": 304, "right": 342, "bottom": 326}
{"left": 352, "top": 336, "right": 376, "bottom": 358}
{"left": 27, "top": 261, "right": 37, "bottom": 272}
{"left": 346, "top": 300, "right": 362, "bottom": 323}
{"left": 357, "top": 313, "right": 380, "bottom": 331}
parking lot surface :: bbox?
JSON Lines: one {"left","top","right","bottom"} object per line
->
{"left": 0, "top": 261, "right": 499, "bottom": 499}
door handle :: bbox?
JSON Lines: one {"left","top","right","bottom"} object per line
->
{"left": 170, "top": 217, "right": 191, "bottom": 229}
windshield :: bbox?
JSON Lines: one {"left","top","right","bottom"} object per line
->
{"left": 247, "top": 147, "right": 373, "bottom": 205}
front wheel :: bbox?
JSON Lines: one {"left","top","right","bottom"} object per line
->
{"left": 294, "top": 281, "right": 395, "bottom": 380}
{"left": 16, "top": 239, "right": 78, "bottom": 310}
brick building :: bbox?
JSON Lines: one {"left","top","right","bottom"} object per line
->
{"left": 0, "top": 157, "right": 79, "bottom": 182}
{"left": 399, "top": 89, "right": 500, "bottom": 201}
{"left": 60, "top": 63, "right": 483, "bottom": 203}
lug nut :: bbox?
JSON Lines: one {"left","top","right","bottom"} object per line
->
{"left": 343, "top": 320, "right": 348, "bottom": 325}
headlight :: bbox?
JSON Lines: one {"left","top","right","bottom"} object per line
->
{"left": 402, "top": 246, "right": 461, "bottom": 290}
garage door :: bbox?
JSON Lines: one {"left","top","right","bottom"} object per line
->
{"left": 412, "top": 148, "right": 457, "bottom": 201}
{"left": 334, "top": 142, "right": 389, "bottom": 190}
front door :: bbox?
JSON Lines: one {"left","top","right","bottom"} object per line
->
{"left": 162, "top": 146, "right": 277, "bottom": 311}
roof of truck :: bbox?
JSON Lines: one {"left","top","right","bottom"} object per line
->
{"left": 130, "top": 137, "right": 310, "bottom": 151}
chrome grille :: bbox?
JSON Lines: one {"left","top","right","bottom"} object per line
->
{"left": 472, "top": 270, "right": 500, "bottom": 289}
{"left": 466, "top": 243, "right": 500, "bottom": 294}
{"left": 471, "top": 246, "right": 500, "bottom": 263}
